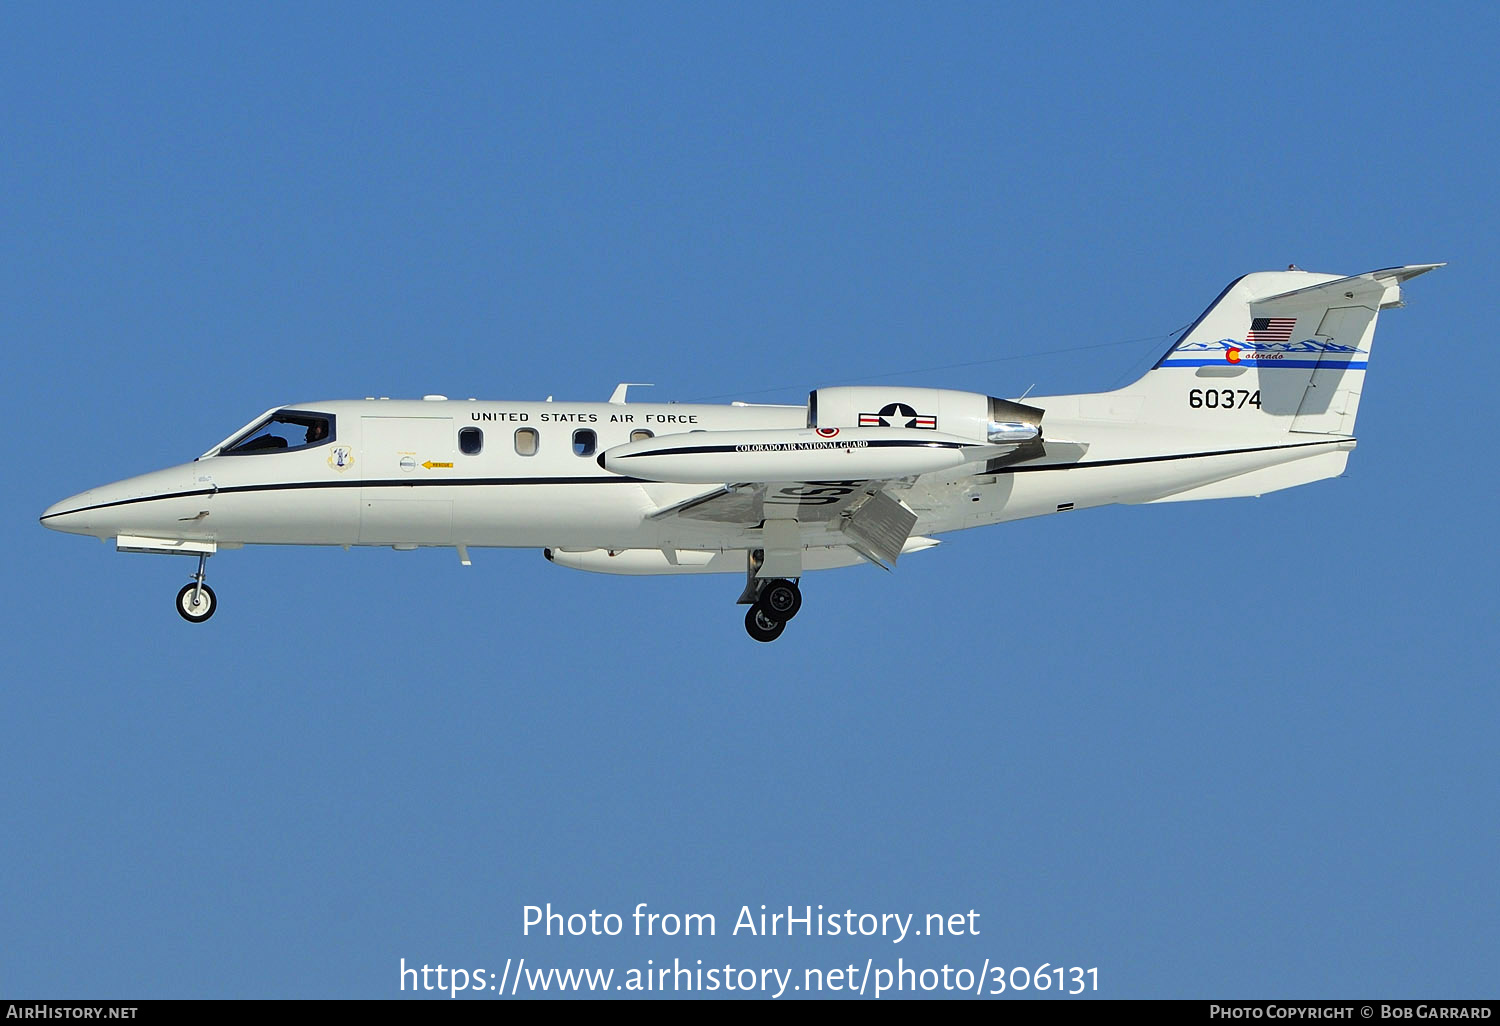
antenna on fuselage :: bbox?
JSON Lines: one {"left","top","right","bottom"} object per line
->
{"left": 609, "top": 383, "right": 655, "bottom": 404}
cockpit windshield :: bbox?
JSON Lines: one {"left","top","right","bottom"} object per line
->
{"left": 218, "top": 411, "right": 335, "bottom": 455}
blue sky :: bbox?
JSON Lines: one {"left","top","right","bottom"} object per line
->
{"left": 3, "top": 1, "right": 1495, "bottom": 999}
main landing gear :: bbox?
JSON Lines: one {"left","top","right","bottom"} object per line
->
{"left": 743, "top": 577, "right": 802, "bottom": 643}
{"left": 175, "top": 553, "right": 217, "bottom": 623}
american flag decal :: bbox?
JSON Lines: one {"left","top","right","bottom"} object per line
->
{"left": 1246, "top": 317, "right": 1297, "bottom": 342}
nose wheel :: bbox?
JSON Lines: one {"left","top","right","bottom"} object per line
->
{"left": 742, "top": 577, "right": 801, "bottom": 642}
{"left": 175, "top": 553, "right": 217, "bottom": 623}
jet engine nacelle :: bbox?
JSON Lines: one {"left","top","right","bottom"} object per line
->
{"left": 808, "top": 386, "right": 1044, "bottom": 443}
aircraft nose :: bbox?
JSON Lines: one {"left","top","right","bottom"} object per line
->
{"left": 41, "top": 491, "right": 96, "bottom": 534}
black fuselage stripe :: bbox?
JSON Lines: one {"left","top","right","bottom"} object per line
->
{"left": 998, "top": 437, "right": 1344, "bottom": 472}
{"left": 41, "top": 438, "right": 1348, "bottom": 520}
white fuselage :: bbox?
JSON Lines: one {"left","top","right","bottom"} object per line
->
{"left": 39, "top": 394, "right": 1353, "bottom": 560}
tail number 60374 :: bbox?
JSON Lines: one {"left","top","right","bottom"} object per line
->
{"left": 1189, "top": 388, "right": 1260, "bottom": 410}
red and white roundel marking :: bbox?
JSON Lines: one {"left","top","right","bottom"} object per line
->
{"left": 815, "top": 427, "right": 839, "bottom": 438}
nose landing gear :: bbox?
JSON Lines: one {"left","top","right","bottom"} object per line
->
{"left": 175, "top": 553, "right": 217, "bottom": 623}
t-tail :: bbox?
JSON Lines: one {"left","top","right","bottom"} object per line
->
{"left": 1138, "top": 264, "right": 1441, "bottom": 434}
{"left": 1096, "top": 263, "right": 1442, "bottom": 502}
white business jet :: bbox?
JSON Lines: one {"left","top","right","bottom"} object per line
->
{"left": 41, "top": 264, "right": 1439, "bottom": 641}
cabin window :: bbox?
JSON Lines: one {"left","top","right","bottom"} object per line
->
{"left": 219, "top": 411, "right": 335, "bottom": 455}
{"left": 572, "top": 429, "right": 597, "bottom": 457}
{"left": 514, "top": 428, "right": 539, "bottom": 456}
{"left": 459, "top": 427, "right": 483, "bottom": 455}
{"left": 630, "top": 429, "right": 654, "bottom": 442}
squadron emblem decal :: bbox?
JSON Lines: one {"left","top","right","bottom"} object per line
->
{"left": 858, "top": 403, "right": 937, "bottom": 429}
{"left": 328, "top": 446, "right": 354, "bottom": 472}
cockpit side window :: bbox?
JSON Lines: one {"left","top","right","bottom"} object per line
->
{"left": 219, "top": 412, "right": 336, "bottom": 455}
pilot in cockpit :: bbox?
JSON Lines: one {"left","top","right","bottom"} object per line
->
{"left": 304, "top": 420, "right": 328, "bottom": 445}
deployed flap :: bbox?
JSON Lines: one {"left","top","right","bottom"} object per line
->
{"left": 841, "top": 491, "right": 918, "bottom": 569}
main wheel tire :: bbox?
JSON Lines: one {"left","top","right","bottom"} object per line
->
{"left": 744, "top": 605, "right": 786, "bottom": 643}
{"left": 176, "top": 582, "right": 217, "bottom": 623}
{"left": 756, "top": 578, "right": 802, "bottom": 621}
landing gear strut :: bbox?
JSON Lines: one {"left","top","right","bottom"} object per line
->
{"left": 742, "top": 575, "right": 801, "bottom": 643}
{"left": 175, "top": 553, "right": 217, "bottom": 623}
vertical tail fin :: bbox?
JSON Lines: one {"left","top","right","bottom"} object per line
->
{"left": 1127, "top": 264, "right": 1441, "bottom": 438}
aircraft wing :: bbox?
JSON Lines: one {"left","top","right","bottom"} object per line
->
{"left": 648, "top": 479, "right": 879, "bottom": 524}
{"left": 631, "top": 418, "right": 1063, "bottom": 571}
{"left": 648, "top": 478, "right": 919, "bottom": 569}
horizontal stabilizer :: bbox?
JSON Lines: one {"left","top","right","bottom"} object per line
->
{"left": 1254, "top": 263, "right": 1445, "bottom": 312}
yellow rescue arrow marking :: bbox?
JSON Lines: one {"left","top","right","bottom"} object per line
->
{"left": 422, "top": 461, "right": 454, "bottom": 469}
